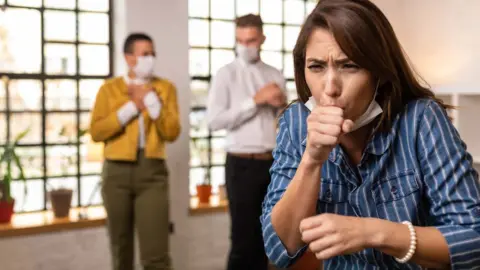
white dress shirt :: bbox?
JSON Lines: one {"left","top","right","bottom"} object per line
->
{"left": 116, "top": 76, "right": 162, "bottom": 148}
{"left": 206, "top": 58, "right": 286, "bottom": 153}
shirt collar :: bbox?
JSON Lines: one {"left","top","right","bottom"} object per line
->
{"left": 123, "top": 75, "right": 151, "bottom": 85}
{"left": 236, "top": 57, "right": 263, "bottom": 68}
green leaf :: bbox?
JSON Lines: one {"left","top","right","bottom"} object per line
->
{"left": 12, "top": 150, "right": 27, "bottom": 209}
{"left": 14, "top": 127, "right": 30, "bottom": 144}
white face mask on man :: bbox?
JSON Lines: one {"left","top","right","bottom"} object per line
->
{"left": 304, "top": 86, "right": 383, "bottom": 132}
{"left": 235, "top": 44, "right": 259, "bottom": 63}
{"left": 132, "top": 55, "right": 155, "bottom": 80}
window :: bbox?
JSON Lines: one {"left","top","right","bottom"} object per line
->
{"left": 0, "top": 0, "right": 112, "bottom": 212}
{"left": 188, "top": 0, "right": 317, "bottom": 196}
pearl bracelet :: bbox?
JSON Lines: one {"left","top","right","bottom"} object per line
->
{"left": 395, "top": 221, "right": 417, "bottom": 263}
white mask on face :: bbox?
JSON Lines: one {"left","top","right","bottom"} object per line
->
{"left": 236, "top": 44, "right": 259, "bottom": 63}
{"left": 132, "top": 55, "right": 155, "bottom": 80}
{"left": 304, "top": 83, "right": 383, "bottom": 132}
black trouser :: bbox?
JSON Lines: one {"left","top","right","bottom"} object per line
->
{"left": 225, "top": 153, "right": 273, "bottom": 270}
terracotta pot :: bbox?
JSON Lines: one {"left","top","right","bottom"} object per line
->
{"left": 49, "top": 189, "right": 73, "bottom": 218}
{"left": 0, "top": 199, "right": 15, "bottom": 223}
{"left": 196, "top": 184, "right": 212, "bottom": 204}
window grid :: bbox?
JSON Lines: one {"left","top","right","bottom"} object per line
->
{"left": 188, "top": 0, "right": 316, "bottom": 195}
{"left": 0, "top": 0, "right": 113, "bottom": 212}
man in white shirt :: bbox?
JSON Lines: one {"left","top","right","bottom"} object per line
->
{"left": 206, "top": 14, "right": 287, "bottom": 270}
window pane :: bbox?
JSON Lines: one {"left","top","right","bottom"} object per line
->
{"left": 10, "top": 113, "right": 41, "bottom": 144}
{"left": 190, "top": 167, "right": 207, "bottom": 195}
{"left": 79, "top": 112, "right": 90, "bottom": 140}
{"left": 286, "top": 81, "right": 297, "bottom": 102}
{"left": 79, "top": 12, "right": 109, "bottom": 43}
{"left": 8, "top": 0, "right": 41, "bottom": 7}
{"left": 0, "top": 0, "right": 4, "bottom": 5}
{"left": 211, "top": 49, "right": 234, "bottom": 75}
{"left": 80, "top": 176, "right": 102, "bottom": 206}
{"left": 210, "top": 166, "right": 225, "bottom": 192}
{"left": 44, "top": 0, "right": 76, "bottom": 10}
{"left": 45, "top": 43, "right": 76, "bottom": 75}
{"left": 284, "top": 53, "right": 294, "bottom": 79}
{"left": 0, "top": 113, "right": 6, "bottom": 144}
{"left": 211, "top": 138, "right": 225, "bottom": 165}
{"left": 80, "top": 79, "right": 103, "bottom": 110}
{"left": 8, "top": 80, "right": 42, "bottom": 111}
{"left": 15, "top": 147, "right": 43, "bottom": 179}
{"left": 80, "top": 141, "right": 103, "bottom": 174}
{"left": 0, "top": 78, "right": 5, "bottom": 110}
{"left": 189, "top": 0, "right": 209, "bottom": 18}
{"left": 78, "top": 0, "right": 109, "bottom": 12}
{"left": 263, "top": 25, "right": 283, "bottom": 51}
{"left": 211, "top": 21, "right": 235, "bottom": 48}
{"left": 46, "top": 146, "right": 78, "bottom": 176}
{"left": 189, "top": 19, "right": 209, "bottom": 47}
{"left": 191, "top": 80, "right": 209, "bottom": 107}
{"left": 45, "top": 80, "right": 77, "bottom": 110}
{"left": 211, "top": 0, "right": 234, "bottom": 20}
{"left": 47, "top": 177, "right": 78, "bottom": 207}
{"left": 46, "top": 113, "right": 77, "bottom": 144}
{"left": 44, "top": 10, "right": 76, "bottom": 42}
{"left": 260, "top": 0, "right": 283, "bottom": 23}
{"left": 211, "top": 129, "right": 226, "bottom": 137}
{"left": 189, "top": 49, "right": 209, "bottom": 76}
{"left": 284, "top": 26, "right": 300, "bottom": 51}
{"left": 306, "top": 1, "right": 317, "bottom": 16}
{"left": 236, "top": 0, "right": 259, "bottom": 16}
{"left": 190, "top": 138, "right": 209, "bottom": 167}
{"left": 11, "top": 179, "right": 44, "bottom": 212}
{"left": 190, "top": 110, "right": 208, "bottom": 138}
{"left": 0, "top": 8, "right": 41, "bottom": 73}
{"left": 261, "top": 51, "right": 283, "bottom": 70}
{"left": 79, "top": 44, "right": 109, "bottom": 75}
{"left": 284, "top": 0, "right": 305, "bottom": 25}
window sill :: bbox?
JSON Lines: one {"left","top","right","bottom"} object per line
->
{"left": 189, "top": 195, "right": 229, "bottom": 216}
{"left": 0, "top": 206, "right": 106, "bottom": 238}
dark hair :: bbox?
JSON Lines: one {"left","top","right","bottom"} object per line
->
{"left": 292, "top": 0, "right": 451, "bottom": 132}
{"left": 235, "top": 14, "right": 263, "bottom": 33}
{"left": 123, "top": 33, "right": 153, "bottom": 54}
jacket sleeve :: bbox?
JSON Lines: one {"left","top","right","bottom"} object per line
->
{"left": 153, "top": 82, "right": 181, "bottom": 142}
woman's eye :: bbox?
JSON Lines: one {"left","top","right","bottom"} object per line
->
{"left": 343, "top": 63, "right": 360, "bottom": 69}
{"left": 307, "top": 65, "right": 323, "bottom": 71}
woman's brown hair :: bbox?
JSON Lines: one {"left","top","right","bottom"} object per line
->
{"left": 292, "top": 0, "right": 450, "bottom": 132}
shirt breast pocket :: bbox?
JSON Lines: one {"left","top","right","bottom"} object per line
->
{"left": 316, "top": 178, "right": 352, "bottom": 215}
{"left": 372, "top": 170, "right": 421, "bottom": 222}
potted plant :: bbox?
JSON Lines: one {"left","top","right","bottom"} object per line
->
{"left": 47, "top": 127, "right": 87, "bottom": 218}
{"left": 196, "top": 170, "right": 212, "bottom": 204}
{"left": 0, "top": 128, "right": 29, "bottom": 223}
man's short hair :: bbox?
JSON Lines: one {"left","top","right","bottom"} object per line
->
{"left": 123, "top": 33, "right": 153, "bottom": 54}
{"left": 235, "top": 14, "right": 263, "bottom": 33}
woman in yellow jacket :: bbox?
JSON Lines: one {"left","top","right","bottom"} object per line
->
{"left": 89, "top": 33, "right": 180, "bottom": 270}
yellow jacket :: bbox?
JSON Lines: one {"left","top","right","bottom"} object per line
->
{"left": 89, "top": 76, "right": 181, "bottom": 161}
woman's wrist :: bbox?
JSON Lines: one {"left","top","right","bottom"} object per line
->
{"left": 363, "top": 218, "right": 413, "bottom": 259}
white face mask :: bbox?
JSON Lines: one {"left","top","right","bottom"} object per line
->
{"left": 305, "top": 90, "right": 383, "bottom": 132}
{"left": 236, "top": 44, "right": 259, "bottom": 63}
{"left": 132, "top": 55, "right": 155, "bottom": 79}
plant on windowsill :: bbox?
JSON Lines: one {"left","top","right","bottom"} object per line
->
{"left": 47, "top": 126, "right": 87, "bottom": 218}
{"left": 0, "top": 128, "right": 29, "bottom": 223}
{"left": 191, "top": 135, "right": 212, "bottom": 204}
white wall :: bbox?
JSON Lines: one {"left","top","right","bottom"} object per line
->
{"left": 372, "top": 0, "right": 480, "bottom": 88}
{"left": 1, "top": 0, "right": 231, "bottom": 270}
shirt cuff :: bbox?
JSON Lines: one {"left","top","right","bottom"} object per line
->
{"left": 116, "top": 101, "right": 138, "bottom": 126}
{"left": 241, "top": 98, "right": 256, "bottom": 112}
{"left": 143, "top": 91, "right": 162, "bottom": 120}
{"left": 261, "top": 212, "right": 308, "bottom": 268}
{"left": 436, "top": 225, "right": 480, "bottom": 269}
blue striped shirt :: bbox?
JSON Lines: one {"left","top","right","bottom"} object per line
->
{"left": 261, "top": 98, "right": 480, "bottom": 269}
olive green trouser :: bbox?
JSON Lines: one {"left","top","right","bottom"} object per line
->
{"left": 102, "top": 152, "right": 171, "bottom": 270}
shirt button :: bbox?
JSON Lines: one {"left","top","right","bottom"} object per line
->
{"left": 391, "top": 186, "right": 398, "bottom": 194}
{"left": 325, "top": 189, "right": 332, "bottom": 200}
